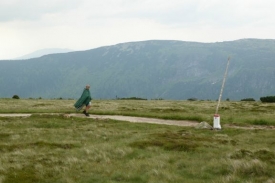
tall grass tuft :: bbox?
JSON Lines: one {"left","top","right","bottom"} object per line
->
{"left": 250, "top": 119, "right": 272, "bottom": 126}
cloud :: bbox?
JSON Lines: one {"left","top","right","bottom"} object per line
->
{"left": 1, "top": 0, "right": 275, "bottom": 59}
{"left": 0, "top": 0, "right": 82, "bottom": 22}
{"left": 1, "top": 0, "right": 274, "bottom": 27}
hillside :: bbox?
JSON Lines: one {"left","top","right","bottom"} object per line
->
{"left": 1, "top": 39, "right": 275, "bottom": 100}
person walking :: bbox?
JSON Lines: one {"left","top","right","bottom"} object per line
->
{"left": 74, "top": 85, "right": 92, "bottom": 116}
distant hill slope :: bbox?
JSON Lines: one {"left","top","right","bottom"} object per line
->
{"left": 14, "top": 48, "right": 73, "bottom": 60}
{"left": 1, "top": 39, "right": 275, "bottom": 100}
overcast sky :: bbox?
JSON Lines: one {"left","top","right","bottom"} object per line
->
{"left": 1, "top": 0, "right": 275, "bottom": 59}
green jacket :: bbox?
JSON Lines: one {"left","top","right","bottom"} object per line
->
{"left": 74, "top": 89, "right": 92, "bottom": 111}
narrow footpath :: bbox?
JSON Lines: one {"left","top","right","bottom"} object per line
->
{"left": 1, "top": 113, "right": 274, "bottom": 130}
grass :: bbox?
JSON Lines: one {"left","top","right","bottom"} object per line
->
{"left": 1, "top": 99, "right": 275, "bottom": 126}
{"left": 0, "top": 99, "right": 275, "bottom": 182}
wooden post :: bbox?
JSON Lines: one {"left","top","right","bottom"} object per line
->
{"left": 214, "top": 57, "right": 231, "bottom": 129}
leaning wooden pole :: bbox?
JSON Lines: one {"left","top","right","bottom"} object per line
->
{"left": 213, "top": 57, "right": 231, "bottom": 129}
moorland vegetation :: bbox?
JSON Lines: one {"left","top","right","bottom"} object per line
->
{"left": 0, "top": 99, "right": 275, "bottom": 183}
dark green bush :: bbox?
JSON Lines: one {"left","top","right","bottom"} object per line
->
{"left": 187, "top": 98, "right": 198, "bottom": 101}
{"left": 12, "top": 95, "right": 20, "bottom": 99}
{"left": 241, "top": 98, "right": 255, "bottom": 101}
{"left": 260, "top": 96, "right": 275, "bottom": 103}
{"left": 117, "top": 97, "right": 147, "bottom": 100}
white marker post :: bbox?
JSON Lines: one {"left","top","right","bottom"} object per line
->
{"left": 214, "top": 57, "right": 231, "bottom": 129}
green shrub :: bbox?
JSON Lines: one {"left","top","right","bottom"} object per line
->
{"left": 187, "top": 98, "right": 198, "bottom": 101}
{"left": 260, "top": 96, "right": 275, "bottom": 103}
{"left": 117, "top": 97, "right": 147, "bottom": 100}
{"left": 241, "top": 98, "right": 255, "bottom": 101}
{"left": 12, "top": 95, "right": 20, "bottom": 99}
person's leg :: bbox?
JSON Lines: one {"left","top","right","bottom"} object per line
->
{"left": 83, "top": 102, "right": 91, "bottom": 116}
{"left": 85, "top": 105, "right": 91, "bottom": 113}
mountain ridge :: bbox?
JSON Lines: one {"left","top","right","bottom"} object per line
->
{"left": 14, "top": 48, "right": 73, "bottom": 60}
{"left": 1, "top": 39, "right": 275, "bottom": 100}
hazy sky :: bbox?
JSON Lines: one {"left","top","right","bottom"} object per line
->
{"left": 1, "top": 0, "right": 275, "bottom": 59}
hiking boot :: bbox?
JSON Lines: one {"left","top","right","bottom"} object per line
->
{"left": 83, "top": 110, "right": 89, "bottom": 117}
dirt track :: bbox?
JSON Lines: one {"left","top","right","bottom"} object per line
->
{"left": 69, "top": 113, "right": 198, "bottom": 127}
{"left": 0, "top": 113, "right": 198, "bottom": 127}
{"left": 1, "top": 113, "right": 274, "bottom": 130}
{"left": 0, "top": 114, "right": 32, "bottom": 117}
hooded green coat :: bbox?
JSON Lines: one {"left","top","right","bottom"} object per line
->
{"left": 74, "top": 88, "right": 92, "bottom": 111}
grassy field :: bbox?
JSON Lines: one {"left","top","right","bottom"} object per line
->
{"left": 0, "top": 99, "right": 275, "bottom": 182}
{"left": 1, "top": 98, "right": 275, "bottom": 126}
